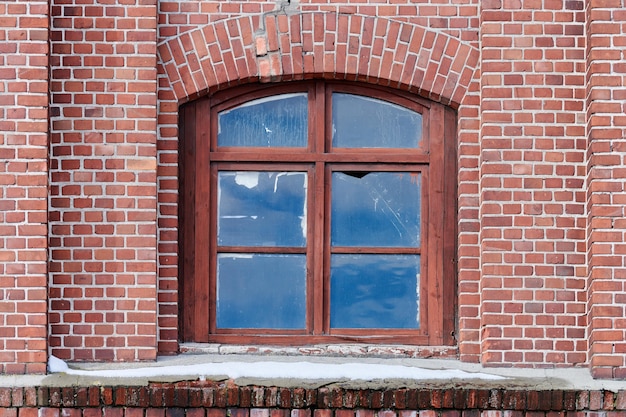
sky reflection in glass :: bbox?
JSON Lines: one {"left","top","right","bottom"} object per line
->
{"left": 330, "top": 254, "right": 420, "bottom": 329}
{"left": 217, "top": 254, "right": 306, "bottom": 329}
{"left": 218, "top": 171, "right": 307, "bottom": 247}
{"left": 331, "top": 172, "right": 421, "bottom": 247}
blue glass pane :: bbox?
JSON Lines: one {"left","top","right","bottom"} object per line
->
{"left": 331, "top": 172, "right": 421, "bottom": 247}
{"left": 332, "top": 93, "right": 422, "bottom": 148}
{"left": 218, "top": 171, "right": 307, "bottom": 247}
{"left": 218, "top": 93, "right": 308, "bottom": 147}
{"left": 330, "top": 254, "right": 420, "bottom": 329}
{"left": 217, "top": 254, "right": 306, "bottom": 329}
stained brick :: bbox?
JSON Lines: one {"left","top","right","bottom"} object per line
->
{"left": 0, "top": 385, "right": 625, "bottom": 416}
{"left": 165, "top": 408, "right": 184, "bottom": 417}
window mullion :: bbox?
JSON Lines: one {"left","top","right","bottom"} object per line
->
{"left": 314, "top": 81, "right": 326, "bottom": 154}
{"left": 311, "top": 161, "right": 325, "bottom": 336}
{"left": 311, "top": 82, "right": 327, "bottom": 336}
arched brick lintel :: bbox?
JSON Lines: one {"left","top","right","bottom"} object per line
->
{"left": 157, "top": 12, "right": 479, "bottom": 108}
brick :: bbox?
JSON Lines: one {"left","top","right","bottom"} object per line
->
{"left": 186, "top": 409, "right": 205, "bottom": 417}
{"left": 165, "top": 409, "right": 184, "bottom": 417}
{"left": 336, "top": 411, "right": 353, "bottom": 417}
{"left": 0, "top": 389, "right": 11, "bottom": 407}
{"left": 207, "top": 410, "right": 225, "bottom": 417}
{"left": 313, "top": 411, "right": 330, "bottom": 417}
{"left": 292, "top": 411, "right": 310, "bottom": 417}
{"left": 371, "top": 391, "right": 384, "bottom": 409}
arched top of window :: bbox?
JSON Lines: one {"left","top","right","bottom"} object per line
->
{"left": 216, "top": 90, "right": 424, "bottom": 149}
{"left": 218, "top": 93, "right": 309, "bottom": 148}
{"left": 331, "top": 93, "right": 422, "bottom": 149}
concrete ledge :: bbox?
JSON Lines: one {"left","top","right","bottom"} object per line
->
{"left": 1, "top": 355, "right": 626, "bottom": 416}
{"left": 0, "top": 354, "right": 625, "bottom": 392}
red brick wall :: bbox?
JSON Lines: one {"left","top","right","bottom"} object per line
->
{"left": 586, "top": 0, "right": 626, "bottom": 379}
{"left": 0, "top": 0, "right": 49, "bottom": 374}
{"left": 1, "top": 0, "right": 626, "bottom": 378}
{"left": 479, "top": 0, "right": 587, "bottom": 366}
{"left": 48, "top": 0, "right": 160, "bottom": 362}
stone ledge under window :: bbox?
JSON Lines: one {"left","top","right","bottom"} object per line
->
{"left": 179, "top": 343, "right": 459, "bottom": 360}
{"left": 2, "top": 353, "right": 619, "bottom": 395}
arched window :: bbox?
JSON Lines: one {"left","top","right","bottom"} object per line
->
{"left": 179, "top": 81, "right": 457, "bottom": 345}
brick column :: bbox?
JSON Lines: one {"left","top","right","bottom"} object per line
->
{"left": 479, "top": 0, "right": 587, "bottom": 366}
{"left": 586, "top": 0, "right": 626, "bottom": 379}
{"left": 49, "top": 0, "right": 159, "bottom": 361}
{"left": 0, "top": 0, "right": 49, "bottom": 374}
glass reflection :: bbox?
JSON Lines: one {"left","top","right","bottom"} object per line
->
{"left": 331, "top": 172, "right": 421, "bottom": 247}
{"left": 218, "top": 93, "right": 308, "bottom": 147}
{"left": 217, "top": 254, "right": 306, "bottom": 329}
{"left": 332, "top": 93, "right": 422, "bottom": 148}
{"left": 218, "top": 171, "right": 307, "bottom": 247}
{"left": 330, "top": 254, "right": 420, "bottom": 329}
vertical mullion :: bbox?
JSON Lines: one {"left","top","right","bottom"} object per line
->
{"left": 312, "top": 162, "right": 325, "bottom": 335}
{"left": 312, "top": 81, "right": 327, "bottom": 335}
{"left": 315, "top": 81, "right": 326, "bottom": 153}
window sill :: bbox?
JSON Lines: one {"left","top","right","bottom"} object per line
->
{"left": 179, "top": 342, "right": 458, "bottom": 359}
{"left": 39, "top": 351, "right": 619, "bottom": 393}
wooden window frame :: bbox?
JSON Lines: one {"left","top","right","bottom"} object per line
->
{"left": 179, "top": 81, "right": 457, "bottom": 346}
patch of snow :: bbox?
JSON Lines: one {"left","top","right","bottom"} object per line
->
{"left": 47, "top": 356, "right": 505, "bottom": 381}
{"left": 48, "top": 355, "right": 69, "bottom": 373}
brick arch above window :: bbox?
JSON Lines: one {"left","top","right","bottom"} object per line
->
{"left": 157, "top": 12, "right": 479, "bottom": 108}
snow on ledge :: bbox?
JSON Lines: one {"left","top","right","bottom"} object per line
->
{"left": 47, "top": 355, "right": 505, "bottom": 381}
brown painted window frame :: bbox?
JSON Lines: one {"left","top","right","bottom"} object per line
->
{"left": 179, "top": 81, "right": 457, "bottom": 346}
